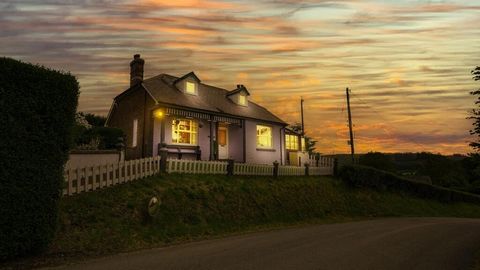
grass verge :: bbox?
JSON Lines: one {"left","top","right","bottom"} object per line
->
{"left": 3, "top": 174, "right": 480, "bottom": 269}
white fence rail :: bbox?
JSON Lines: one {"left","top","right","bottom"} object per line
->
{"left": 63, "top": 156, "right": 335, "bottom": 196}
{"left": 63, "top": 156, "right": 160, "bottom": 196}
{"left": 167, "top": 159, "right": 228, "bottom": 174}
{"left": 234, "top": 163, "right": 274, "bottom": 176}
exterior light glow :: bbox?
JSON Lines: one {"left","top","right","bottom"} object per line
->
{"left": 154, "top": 110, "right": 164, "bottom": 118}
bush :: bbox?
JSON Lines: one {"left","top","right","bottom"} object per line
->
{"left": 339, "top": 165, "right": 480, "bottom": 204}
{"left": 359, "top": 152, "right": 396, "bottom": 173}
{"left": 0, "top": 57, "right": 79, "bottom": 260}
{"left": 75, "top": 126, "right": 124, "bottom": 150}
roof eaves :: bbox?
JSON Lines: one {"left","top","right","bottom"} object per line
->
{"left": 141, "top": 82, "right": 159, "bottom": 104}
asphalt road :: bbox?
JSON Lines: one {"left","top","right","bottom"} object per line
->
{"left": 48, "top": 218, "right": 480, "bottom": 270}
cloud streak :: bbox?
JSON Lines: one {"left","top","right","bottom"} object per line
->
{"left": 1, "top": 0, "right": 479, "bottom": 154}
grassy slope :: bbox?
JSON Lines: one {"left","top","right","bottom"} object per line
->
{"left": 5, "top": 174, "right": 480, "bottom": 269}
{"left": 52, "top": 174, "right": 480, "bottom": 257}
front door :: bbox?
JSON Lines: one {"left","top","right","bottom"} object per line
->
{"left": 217, "top": 126, "right": 228, "bottom": 159}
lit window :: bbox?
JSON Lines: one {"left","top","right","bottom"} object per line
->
{"left": 172, "top": 119, "right": 198, "bottom": 145}
{"left": 218, "top": 128, "right": 227, "bottom": 146}
{"left": 285, "top": 134, "right": 298, "bottom": 150}
{"left": 186, "top": 81, "right": 196, "bottom": 94}
{"left": 238, "top": 95, "right": 247, "bottom": 106}
{"left": 301, "top": 137, "right": 306, "bottom": 152}
{"left": 256, "top": 125, "right": 272, "bottom": 148}
{"left": 132, "top": 119, "right": 138, "bottom": 147}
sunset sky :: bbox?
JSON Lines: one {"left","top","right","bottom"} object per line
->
{"left": 2, "top": 0, "right": 480, "bottom": 154}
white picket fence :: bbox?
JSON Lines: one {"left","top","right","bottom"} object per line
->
{"left": 235, "top": 163, "right": 274, "bottom": 176}
{"left": 167, "top": 159, "right": 228, "bottom": 174}
{"left": 63, "top": 156, "right": 160, "bottom": 196}
{"left": 63, "top": 156, "right": 335, "bottom": 196}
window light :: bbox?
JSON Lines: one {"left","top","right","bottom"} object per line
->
{"left": 186, "top": 81, "right": 196, "bottom": 94}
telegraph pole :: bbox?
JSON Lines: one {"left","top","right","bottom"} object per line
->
{"left": 300, "top": 97, "right": 305, "bottom": 135}
{"left": 346, "top": 88, "right": 355, "bottom": 164}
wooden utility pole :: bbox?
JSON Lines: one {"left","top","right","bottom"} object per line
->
{"left": 346, "top": 88, "right": 355, "bottom": 164}
{"left": 300, "top": 97, "right": 305, "bottom": 135}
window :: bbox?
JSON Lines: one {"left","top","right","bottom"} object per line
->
{"left": 185, "top": 81, "right": 196, "bottom": 94}
{"left": 238, "top": 95, "right": 247, "bottom": 106}
{"left": 301, "top": 137, "right": 306, "bottom": 152}
{"left": 132, "top": 119, "right": 138, "bottom": 147}
{"left": 218, "top": 128, "right": 227, "bottom": 146}
{"left": 172, "top": 119, "right": 198, "bottom": 145}
{"left": 256, "top": 125, "right": 272, "bottom": 148}
{"left": 285, "top": 134, "right": 298, "bottom": 150}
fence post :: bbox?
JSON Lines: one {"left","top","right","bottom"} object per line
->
{"left": 273, "top": 160, "right": 279, "bottom": 178}
{"left": 227, "top": 159, "right": 234, "bottom": 176}
{"left": 333, "top": 157, "right": 338, "bottom": 177}
{"left": 159, "top": 143, "right": 168, "bottom": 173}
{"left": 304, "top": 162, "right": 310, "bottom": 176}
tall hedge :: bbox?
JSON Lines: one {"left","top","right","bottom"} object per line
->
{"left": 0, "top": 57, "right": 79, "bottom": 260}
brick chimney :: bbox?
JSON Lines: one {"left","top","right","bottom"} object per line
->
{"left": 130, "top": 54, "right": 144, "bottom": 87}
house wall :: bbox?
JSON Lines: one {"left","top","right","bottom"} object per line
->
{"left": 244, "top": 120, "right": 284, "bottom": 165}
{"left": 227, "top": 124, "right": 244, "bottom": 162}
{"left": 106, "top": 86, "right": 156, "bottom": 160}
{"left": 66, "top": 150, "right": 123, "bottom": 168}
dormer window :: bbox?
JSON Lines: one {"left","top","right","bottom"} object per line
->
{"left": 238, "top": 95, "right": 247, "bottom": 106}
{"left": 173, "top": 71, "right": 201, "bottom": 95}
{"left": 186, "top": 81, "right": 196, "bottom": 95}
{"left": 227, "top": 84, "right": 250, "bottom": 106}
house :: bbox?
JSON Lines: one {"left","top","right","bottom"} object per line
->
{"left": 106, "top": 54, "right": 309, "bottom": 165}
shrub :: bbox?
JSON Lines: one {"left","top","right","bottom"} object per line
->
{"left": 359, "top": 152, "right": 396, "bottom": 173}
{"left": 339, "top": 165, "right": 480, "bottom": 204}
{"left": 0, "top": 57, "right": 79, "bottom": 260}
{"left": 75, "top": 126, "right": 124, "bottom": 150}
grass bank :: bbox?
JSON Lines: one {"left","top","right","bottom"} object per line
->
{"left": 6, "top": 174, "right": 480, "bottom": 268}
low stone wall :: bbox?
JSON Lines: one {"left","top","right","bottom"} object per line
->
{"left": 66, "top": 150, "right": 123, "bottom": 169}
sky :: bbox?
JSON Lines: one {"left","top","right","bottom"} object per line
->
{"left": 1, "top": 0, "right": 480, "bottom": 155}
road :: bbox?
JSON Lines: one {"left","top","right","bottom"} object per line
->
{"left": 47, "top": 218, "right": 480, "bottom": 270}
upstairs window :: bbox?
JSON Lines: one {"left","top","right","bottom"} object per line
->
{"left": 172, "top": 119, "right": 198, "bottom": 145}
{"left": 238, "top": 95, "right": 247, "bottom": 106}
{"left": 256, "top": 125, "right": 272, "bottom": 148}
{"left": 186, "top": 81, "right": 196, "bottom": 95}
{"left": 285, "top": 134, "right": 298, "bottom": 150}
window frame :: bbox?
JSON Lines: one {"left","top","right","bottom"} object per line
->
{"left": 132, "top": 118, "right": 138, "bottom": 147}
{"left": 238, "top": 94, "right": 247, "bottom": 106}
{"left": 256, "top": 124, "right": 273, "bottom": 149}
{"left": 171, "top": 118, "right": 198, "bottom": 145}
{"left": 185, "top": 81, "right": 197, "bottom": 95}
{"left": 285, "top": 134, "right": 299, "bottom": 150}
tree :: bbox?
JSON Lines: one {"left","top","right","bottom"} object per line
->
{"left": 289, "top": 122, "right": 317, "bottom": 155}
{"left": 79, "top": 112, "right": 106, "bottom": 127}
{"left": 468, "top": 66, "right": 480, "bottom": 151}
{"left": 358, "top": 152, "right": 396, "bottom": 173}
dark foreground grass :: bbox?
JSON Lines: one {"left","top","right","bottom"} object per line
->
{"left": 472, "top": 249, "right": 480, "bottom": 270}
{"left": 4, "top": 174, "right": 480, "bottom": 269}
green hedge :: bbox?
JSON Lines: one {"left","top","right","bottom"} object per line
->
{"left": 0, "top": 57, "right": 79, "bottom": 260}
{"left": 339, "top": 165, "right": 480, "bottom": 205}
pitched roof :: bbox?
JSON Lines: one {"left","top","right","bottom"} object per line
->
{"left": 138, "top": 73, "right": 287, "bottom": 125}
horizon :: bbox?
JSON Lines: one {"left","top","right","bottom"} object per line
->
{"left": 2, "top": 0, "right": 479, "bottom": 155}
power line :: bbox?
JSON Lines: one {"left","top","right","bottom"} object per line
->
{"left": 349, "top": 92, "right": 427, "bottom": 152}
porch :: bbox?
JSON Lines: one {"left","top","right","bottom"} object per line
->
{"left": 152, "top": 107, "right": 245, "bottom": 162}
